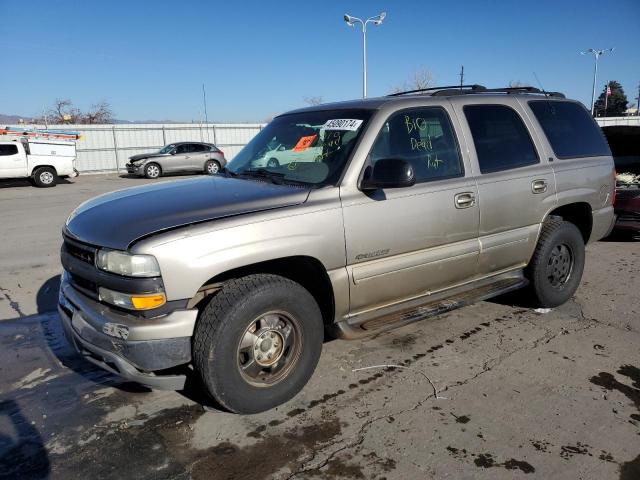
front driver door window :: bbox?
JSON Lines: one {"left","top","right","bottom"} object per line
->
{"left": 341, "top": 106, "right": 480, "bottom": 314}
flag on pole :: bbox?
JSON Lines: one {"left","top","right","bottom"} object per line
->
{"left": 606, "top": 85, "right": 612, "bottom": 97}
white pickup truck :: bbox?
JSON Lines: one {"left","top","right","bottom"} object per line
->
{"left": 0, "top": 136, "right": 78, "bottom": 187}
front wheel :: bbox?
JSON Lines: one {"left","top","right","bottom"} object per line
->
{"left": 524, "top": 219, "right": 585, "bottom": 307}
{"left": 193, "top": 274, "right": 324, "bottom": 414}
{"left": 32, "top": 166, "right": 57, "bottom": 187}
{"left": 144, "top": 163, "right": 161, "bottom": 179}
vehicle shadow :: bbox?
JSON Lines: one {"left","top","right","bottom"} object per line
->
{"left": 0, "top": 177, "right": 73, "bottom": 189}
{"left": 118, "top": 172, "right": 202, "bottom": 180}
{"left": 601, "top": 229, "right": 639, "bottom": 242}
{"left": 0, "top": 399, "right": 50, "bottom": 479}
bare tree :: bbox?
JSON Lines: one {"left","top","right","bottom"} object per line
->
{"left": 82, "top": 101, "right": 113, "bottom": 124}
{"left": 303, "top": 96, "right": 323, "bottom": 106}
{"left": 45, "top": 99, "right": 81, "bottom": 124}
{"left": 390, "top": 68, "right": 435, "bottom": 94}
{"left": 38, "top": 99, "right": 114, "bottom": 124}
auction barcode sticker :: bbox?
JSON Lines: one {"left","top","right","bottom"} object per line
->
{"left": 323, "top": 119, "right": 363, "bottom": 131}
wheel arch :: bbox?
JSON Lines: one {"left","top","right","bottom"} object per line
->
{"left": 189, "top": 255, "right": 336, "bottom": 327}
{"left": 542, "top": 201, "right": 593, "bottom": 244}
{"left": 30, "top": 164, "right": 58, "bottom": 176}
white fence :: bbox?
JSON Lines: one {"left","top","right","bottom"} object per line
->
{"left": 596, "top": 116, "right": 640, "bottom": 127}
{"left": 10, "top": 123, "right": 265, "bottom": 173}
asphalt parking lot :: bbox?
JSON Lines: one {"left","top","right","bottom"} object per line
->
{"left": 0, "top": 174, "right": 639, "bottom": 479}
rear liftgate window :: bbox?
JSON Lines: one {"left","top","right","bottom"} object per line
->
{"left": 528, "top": 100, "right": 611, "bottom": 159}
{"left": 464, "top": 105, "right": 539, "bottom": 173}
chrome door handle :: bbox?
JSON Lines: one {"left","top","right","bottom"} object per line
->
{"left": 532, "top": 179, "right": 548, "bottom": 194}
{"left": 454, "top": 192, "right": 476, "bottom": 209}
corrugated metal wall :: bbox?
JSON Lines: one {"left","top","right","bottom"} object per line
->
{"left": 10, "top": 123, "right": 265, "bottom": 173}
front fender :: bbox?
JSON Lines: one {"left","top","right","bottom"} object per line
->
{"left": 133, "top": 194, "right": 346, "bottom": 302}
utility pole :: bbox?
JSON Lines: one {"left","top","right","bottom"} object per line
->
{"left": 604, "top": 81, "right": 609, "bottom": 117}
{"left": 202, "top": 83, "right": 209, "bottom": 142}
{"left": 459, "top": 66, "right": 464, "bottom": 89}
{"left": 636, "top": 82, "right": 640, "bottom": 115}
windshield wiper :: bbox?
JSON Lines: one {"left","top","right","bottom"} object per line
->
{"left": 238, "top": 168, "right": 314, "bottom": 188}
{"left": 220, "top": 167, "right": 239, "bottom": 178}
{"left": 239, "top": 168, "right": 286, "bottom": 184}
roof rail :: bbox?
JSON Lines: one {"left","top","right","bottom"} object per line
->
{"left": 387, "top": 84, "right": 486, "bottom": 97}
{"left": 387, "top": 85, "right": 565, "bottom": 98}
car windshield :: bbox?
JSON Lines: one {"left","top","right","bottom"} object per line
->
{"left": 226, "top": 109, "right": 373, "bottom": 187}
{"left": 158, "top": 144, "right": 176, "bottom": 154}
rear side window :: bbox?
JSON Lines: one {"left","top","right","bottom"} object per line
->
{"left": 464, "top": 105, "right": 539, "bottom": 173}
{"left": 528, "top": 101, "right": 611, "bottom": 159}
{"left": 190, "top": 144, "right": 206, "bottom": 152}
{"left": 0, "top": 144, "right": 18, "bottom": 156}
{"left": 368, "top": 107, "right": 464, "bottom": 183}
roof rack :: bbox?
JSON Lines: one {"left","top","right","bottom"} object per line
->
{"left": 387, "top": 85, "right": 565, "bottom": 98}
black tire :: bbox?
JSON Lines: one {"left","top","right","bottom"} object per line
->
{"left": 32, "top": 166, "right": 57, "bottom": 187}
{"left": 144, "top": 163, "right": 162, "bottom": 179}
{"left": 193, "top": 274, "right": 324, "bottom": 414}
{"left": 524, "top": 219, "right": 585, "bottom": 307}
{"left": 205, "top": 160, "right": 220, "bottom": 175}
{"left": 267, "top": 158, "right": 279, "bottom": 168}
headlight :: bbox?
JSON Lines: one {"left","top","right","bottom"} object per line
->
{"left": 99, "top": 287, "right": 166, "bottom": 310}
{"left": 96, "top": 250, "right": 161, "bottom": 277}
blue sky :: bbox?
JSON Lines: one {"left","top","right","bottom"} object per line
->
{"left": 1, "top": 0, "right": 638, "bottom": 122}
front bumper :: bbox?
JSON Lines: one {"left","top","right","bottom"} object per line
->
{"left": 58, "top": 279, "right": 197, "bottom": 390}
{"left": 126, "top": 162, "right": 144, "bottom": 174}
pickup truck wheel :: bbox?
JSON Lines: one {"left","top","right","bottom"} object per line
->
{"left": 524, "top": 219, "right": 585, "bottom": 307}
{"left": 193, "top": 274, "right": 323, "bottom": 414}
{"left": 267, "top": 158, "right": 279, "bottom": 168}
{"left": 33, "top": 167, "right": 57, "bottom": 187}
{"left": 205, "top": 160, "right": 220, "bottom": 175}
{"left": 144, "top": 163, "right": 161, "bottom": 179}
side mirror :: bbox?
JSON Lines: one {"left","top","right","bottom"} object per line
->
{"left": 277, "top": 145, "right": 286, "bottom": 152}
{"left": 361, "top": 158, "right": 415, "bottom": 190}
{"left": 170, "top": 149, "right": 177, "bottom": 155}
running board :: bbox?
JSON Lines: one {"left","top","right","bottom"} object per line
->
{"left": 334, "top": 276, "right": 528, "bottom": 339}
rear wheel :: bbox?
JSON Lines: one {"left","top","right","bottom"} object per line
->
{"left": 524, "top": 219, "right": 585, "bottom": 307}
{"left": 32, "top": 167, "right": 57, "bottom": 187}
{"left": 144, "top": 163, "right": 161, "bottom": 179}
{"left": 205, "top": 160, "right": 220, "bottom": 175}
{"left": 193, "top": 274, "right": 324, "bottom": 414}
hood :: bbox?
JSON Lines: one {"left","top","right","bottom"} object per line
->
{"left": 64, "top": 176, "right": 310, "bottom": 250}
{"left": 129, "top": 152, "right": 167, "bottom": 162}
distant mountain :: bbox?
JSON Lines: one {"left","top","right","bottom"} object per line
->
{"left": 0, "top": 114, "right": 32, "bottom": 124}
{"left": 1, "top": 113, "right": 182, "bottom": 125}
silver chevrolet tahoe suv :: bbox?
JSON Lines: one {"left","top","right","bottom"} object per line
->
{"left": 59, "top": 85, "right": 615, "bottom": 413}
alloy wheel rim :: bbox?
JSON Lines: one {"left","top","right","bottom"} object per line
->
{"left": 147, "top": 165, "right": 159, "bottom": 177}
{"left": 236, "top": 311, "right": 302, "bottom": 387}
{"left": 546, "top": 243, "right": 574, "bottom": 288}
{"left": 207, "top": 162, "right": 219, "bottom": 174}
{"left": 40, "top": 171, "right": 54, "bottom": 184}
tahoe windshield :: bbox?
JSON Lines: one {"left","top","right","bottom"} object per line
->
{"left": 159, "top": 144, "right": 176, "bottom": 154}
{"left": 227, "top": 109, "right": 373, "bottom": 186}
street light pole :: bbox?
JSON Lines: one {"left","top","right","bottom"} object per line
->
{"left": 581, "top": 48, "right": 614, "bottom": 116}
{"left": 344, "top": 12, "right": 386, "bottom": 98}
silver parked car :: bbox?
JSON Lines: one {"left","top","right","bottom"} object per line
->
{"left": 126, "top": 142, "right": 226, "bottom": 178}
{"left": 60, "top": 85, "right": 615, "bottom": 413}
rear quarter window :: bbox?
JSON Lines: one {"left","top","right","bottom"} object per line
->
{"left": 528, "top": 100, "right": 611, "bottom": 159}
